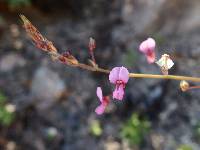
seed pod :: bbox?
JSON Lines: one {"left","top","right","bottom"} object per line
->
{"left": 180, "top": 80, "right": 189, "bottom": 92}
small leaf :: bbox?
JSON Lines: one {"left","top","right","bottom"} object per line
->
{"left": 90, "top": 120, "right": 102, "bottom": 136}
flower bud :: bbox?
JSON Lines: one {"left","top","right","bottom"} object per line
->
{"left": 180, "top": 80, "right": 189, "bottom": 92}
{"left": 58, "top": 51, "right": 78, "bottom": 65}
{"left": 89, "top": 37, "right": 96, "bottom": 51}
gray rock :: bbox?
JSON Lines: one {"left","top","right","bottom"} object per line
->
{"left": 0, "top": 53, "right": 26, "bottom": 72}
{"left": 177, "top": 0, "right": 200, "bottom": 33}
{"left": 31, "top": 66, "right": 66, "bottom": 110}
{"left": 104, "top": 141, "right": 121, "bottom": 150}
{"left": 121, "top": 0, "right": 165, "bottom": 34}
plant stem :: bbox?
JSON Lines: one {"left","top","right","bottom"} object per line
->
{"left": 90, "top": 51, "right": 96, "bottom": 64}
{"left": 20, "top": 14, "right": 200, "bottom": 83}
{"left": 75, "top": 63, "right": 200, "bottom": 82}
{"left": 129, "top": 73, "right": 200, "bottom": 82}
{"left": 188, "top": 85, "right": 200, "bottom": 90}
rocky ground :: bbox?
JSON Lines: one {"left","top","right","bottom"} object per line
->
{"left": 1, "top": 0, "right": 200, "bottom": 150}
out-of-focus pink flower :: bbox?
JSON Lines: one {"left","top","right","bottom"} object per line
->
{"left": 139, "top": 38, "right": 156, "bottom": 64}
{"left": 95, "top": 87, "right": 109, "bottom": 115}
{"left": 109, "top": 66, "right": 129, "bottom": 100}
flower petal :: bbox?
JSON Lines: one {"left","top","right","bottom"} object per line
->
{"left": 156, "top": 54, "right": 174, "bottom": 69}
{"left": 156, "top": 58, "right": 163, "bottom": 67}
{"left": 109, "top": 67, "right": 120, "bottom": 83}
{"left": 139, "top": 40, "right": 148, "bottom": 53}
{"left": 146, "top": 38, "right": 156, "bottom": 50}
{"left": 146, "top": 51, "right": 156, "bottom": 64}
{"left": 95, "top": 104, "right": 105, "bottom": 115}
{"left": 167, "top": 59, "right": 174, "bottom": 69}
{"left": 139, "top": 37, "right": 156, "bottom": 54}
{"left": 96, "top": 87, "right": 103, "bottom": 102}
{"left": 119, "top": 67, "right": 129, "bottom": 83}
{"left": 113, "top": 85, "right": 124, "bottom": 100}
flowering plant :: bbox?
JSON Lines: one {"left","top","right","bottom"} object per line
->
{"left": 20, "top": 15, "right": 200, "bottom": 115}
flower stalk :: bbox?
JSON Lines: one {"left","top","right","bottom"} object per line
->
{"left": 20, "top": 14, "right": 200, "bottom": 114}
{"left": 20, "top": 15, "right": 200, "bottom": 87}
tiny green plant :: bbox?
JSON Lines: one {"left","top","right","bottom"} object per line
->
{"left": 193, "top": 122, "right": 200, "bottom": 142}
{"left": 0, "top": 107, "right": 15, "bottom": 126}
{"left": 120, "top": 113, "right": 151, "bottom": 146}
{"left": 0, "top": 92, "right": 15, "bottom": 126}
{"left": 6, "top": 0, "right": 31, "bottom": 8}
{"left": 177, "top": 144, "right": 193, "bottom": 150}
{"left": 90, "top": 120, "right": 102, "bottom": 137}
{"left": 0, "top": 92, "right": 7, "bottom": 104}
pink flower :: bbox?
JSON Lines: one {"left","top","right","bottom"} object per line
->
{"left": 109, "top": 67, "right": 129, "bottom": 100}
{"left": 95, "top": 87, "right": 109, "bottom": 115}
{"left": 139, "top": 38, "right": 156, "bottom": 64}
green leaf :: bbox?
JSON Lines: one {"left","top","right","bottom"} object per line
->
{"left": 7, "top": 0, "right": 31, "bottom": 8}
{"left": 120, "top": 113, "right": 151, "bottom": 146}
{"left": 177, "top": 144, "right": 193, "bottom": 150}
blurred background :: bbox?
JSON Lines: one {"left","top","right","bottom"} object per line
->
{"left": 0, "top": 0, "right": 200, "bottom": 150}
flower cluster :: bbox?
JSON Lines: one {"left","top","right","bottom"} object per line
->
{"left": 21, "top": 15, "right": 200, "bottom": 116}
{"left": 95, "top": 37, "right": 175, "bottom": 115}
{"left": 139, "top": 37, "right": 174, "bottom": 75}
{"left": 96, "top": 66, "right": 129, "bottom": 114}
